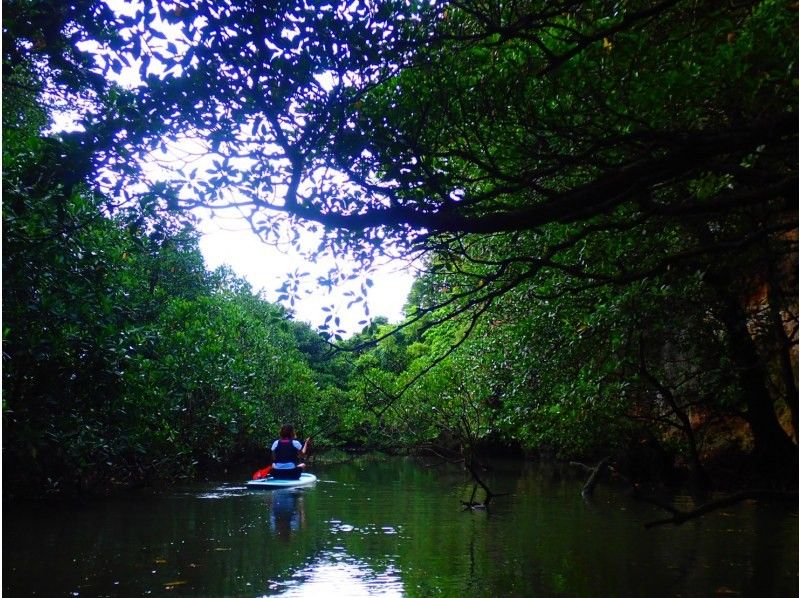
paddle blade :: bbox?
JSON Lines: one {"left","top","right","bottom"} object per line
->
{"left": 252, "top": 466, "right": 272, "bottom": 480}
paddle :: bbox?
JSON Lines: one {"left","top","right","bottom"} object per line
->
{"left": 251, "top": 465, "right": 272, "bottom": 480}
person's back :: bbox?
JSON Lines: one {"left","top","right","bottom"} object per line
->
{"left": 270, "top": 425, "right": 311, "bottom": 480}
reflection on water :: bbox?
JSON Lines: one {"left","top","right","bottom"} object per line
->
{"left": 197, "top": 484, "right": 249, "bottom": 499}
{"left": 268, "top": 489, "right": 306, "bottom": 541}
{"left": 328, "top": 519, "right": 402, "bottom": 536}
{"left": 3, "top": 458, "right": 798, "bottom": 597}
{"left": 269, "top": 550, "right": 404, "bottom": 597}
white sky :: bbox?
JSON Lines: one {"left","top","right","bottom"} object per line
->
{"left": 196, "top": 213, "right": 416, "bottom": 336}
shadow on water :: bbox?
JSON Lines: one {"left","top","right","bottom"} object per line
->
{"left": 3, "top": 458, "right": 797, "bottom": 597}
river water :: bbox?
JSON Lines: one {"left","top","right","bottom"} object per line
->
{"left": 3, "top": 456, "right": 797, "bottom": 596}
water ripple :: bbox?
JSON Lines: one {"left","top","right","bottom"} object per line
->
{"left": 267, "top": 552, "right": 404, "bottom": 597}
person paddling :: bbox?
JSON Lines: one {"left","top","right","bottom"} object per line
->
{"left": 270, "top": 424, "right": 311, "bottom": 480}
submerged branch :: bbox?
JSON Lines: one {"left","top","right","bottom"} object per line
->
{"left": 573, "top": 459, "right": 797, "bottom": 527}
{"left": 571, "top": 457, "right": 612, "bottom": 498}
{"left": 643, "top": 490, "right": 798, "bottom": 528}
{"left": 461, "top": 460, "right": 510, "bottom": 510}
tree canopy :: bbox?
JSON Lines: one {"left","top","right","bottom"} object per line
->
{"left": 3, "top": 0, "right": 797, "bottom": 497}
{"left": 7, "top": 0, "right": 794, "bottom": 308}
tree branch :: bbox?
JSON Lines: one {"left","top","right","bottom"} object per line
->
{"left": 643, "top": 490, "right": 798, "bottom": 528}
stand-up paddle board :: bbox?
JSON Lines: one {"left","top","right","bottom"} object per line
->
{"left": 247, "top": 473, "right": 317, "bottom": 489}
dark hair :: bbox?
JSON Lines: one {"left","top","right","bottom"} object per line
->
{"left": 279, "top": 424, "right": 294, "bottom": 439}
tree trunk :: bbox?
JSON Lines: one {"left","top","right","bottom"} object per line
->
{"left": 717, "top": 294, "right": 797, "bottom": 480}
{"left": 766, "top": 277, "right": 798, "bottom": 440}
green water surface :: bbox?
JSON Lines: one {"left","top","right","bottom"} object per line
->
{"left": 3, "top": 457, "right": 797, "bottom": 596}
